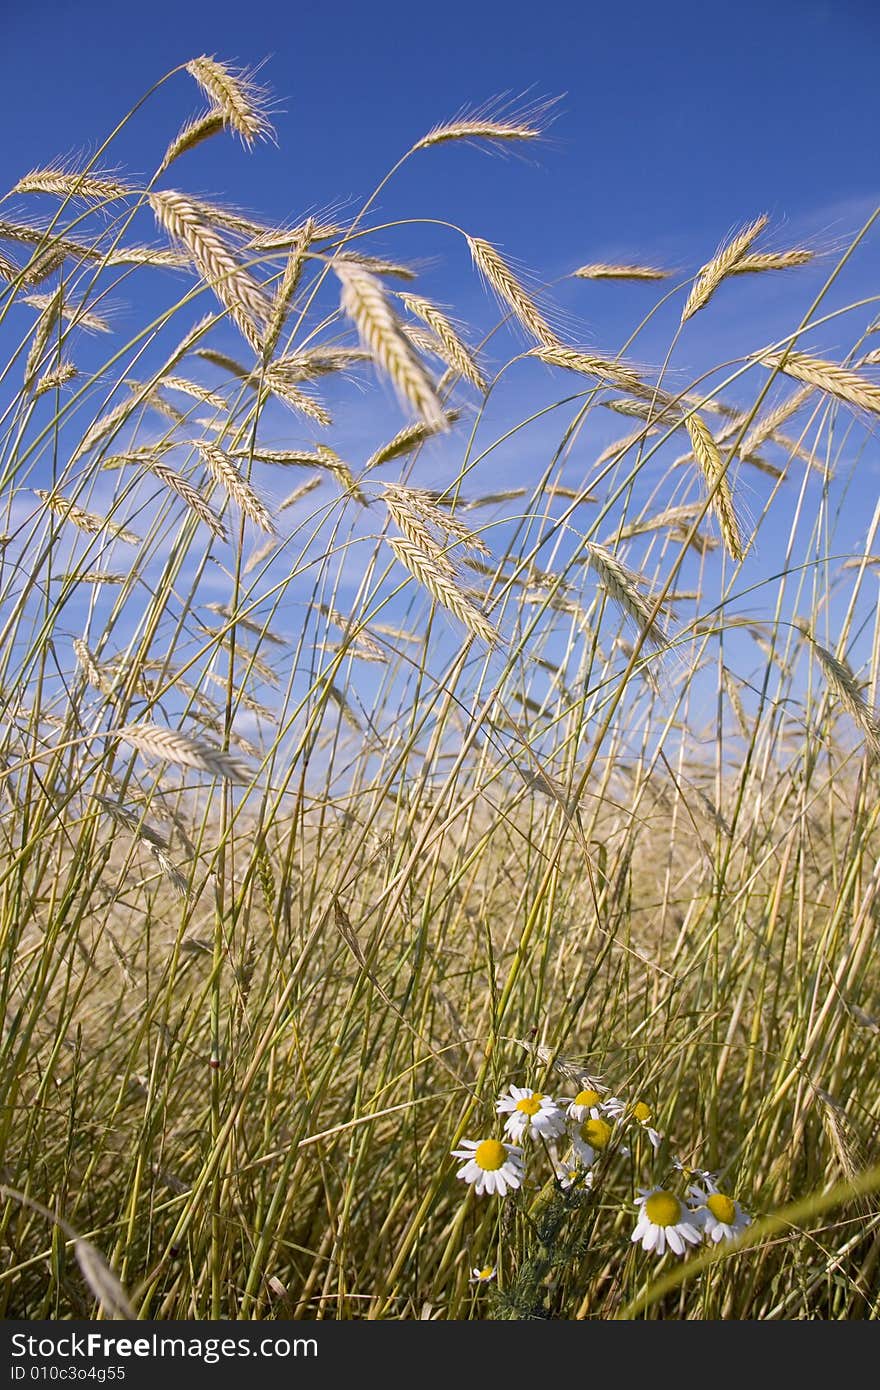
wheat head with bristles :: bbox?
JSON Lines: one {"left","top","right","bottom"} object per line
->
{"left": 184, "top": 56, "right": 274, "bottom": 146}
{"left": 13, "top": 167, "right": 132, "bottom": 202}
{"left": 574, "top": 263, "right": 670, "bottom": 281}
{"left": 387, "top": 535, "right": 499, "bottom": 645}
{"left": 149, "top": 191, "right": 272, "bottom": 344}
{"left": 683, "top": 411, "right": 744, "bottom": 562}
{"left": 335, "top": 262, "right": 444, "bottom": 427}
{"left": 582, "top": 541, "right": 669, "bottom": 651}
{"left": 161, "top": 111, "right": 226, "bottom": 170}
{"left": 197, "top": 443, "right": 275, "bottom": 533}
{"left": 681, "top": 213, "right": 769, "bottom": 323}
{"left": 399, "top": 292, "right": 487, "bottom": 391}
{"left": 467, "top": 235, "right": 558, "bottom": 347}
{"left": 151, "top": 461, "right": 228, "bottom": 542}
{"left": 759, "top": 350, "right": 880, "bottom": 417}
{"left": 798, "top": 624, "right": 880, "bottom": 762}
{"left": 116, "top": 721, "right": 253, "bottom": 782}
{"left": 36, "top": 490, "right": 141, "bottom": 546}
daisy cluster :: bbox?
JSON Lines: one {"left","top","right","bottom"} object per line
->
{"left": 452, "top": 1077, "right": 752, "bottom": 1263}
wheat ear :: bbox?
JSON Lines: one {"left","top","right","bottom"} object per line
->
{"left": 759, "top": 350, "right": 880, "bottom": 417}
{"left": 388, "top": 536, "right": 499, "bottom": 645}
{"left": 681, "top": 214, "right": 769, "bottom": 323}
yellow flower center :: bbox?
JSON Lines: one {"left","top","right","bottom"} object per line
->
{"left": 474, "top": 1139, "right": 507, "bottom": 1171}
{"left": 579, "top": 1117, "right": 612, "bottom": 1150}
{"left": 707, "top": 1193, "right": 737, "bottom": 1224}
{"left": 515, "top": 1093, "right": 543, "bottom": 1116}
{"left": 476, "top": 1266, "right": 495, "bottom": 1280}
{"left": 574, "top": 1089, "right": 601, "bottom": 1108}
{"left": 633, "top": 1101, "right": 652, "bottom": 1123}
{"left": 644, "top": 1191, "right": 682, "bottom": 1227}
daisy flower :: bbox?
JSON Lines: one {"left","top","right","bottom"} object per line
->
{"left": 451, "top": 1138, "right": 524, "bottom": 1196}
{"left": 496, "top": 1085, "right": 566, "bottom": 1143}
{"left": 553, "top": 1158, "right": 594, "bottom": 1192}
{"left": 469, "top": 1265, "right": 497, "bottom": 1284}
{"left": 603, "top": 1096, "right": 663, "bottom": 1150}
{"left": 631, "top": 1189, "right": 702, "bottom": 1258}
{"left": 673, "top": 1159, "right": 718, "bottom": 1187}
{"left": 570, "top": 1114, "right": 614, "bottom": 1166}
{"left": 562, "top": 1087, "right": 604, "bottom": 1123}
{"left": 688, "top": 1185, "right": 752, "bottom": 1243}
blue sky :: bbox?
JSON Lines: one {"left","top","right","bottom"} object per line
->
{"left": 2, "top": 0, "right": 879, "bottom": 764}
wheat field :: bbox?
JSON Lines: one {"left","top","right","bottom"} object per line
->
{"left": 1, "top": 56, "right": 879, "bottom": 1321}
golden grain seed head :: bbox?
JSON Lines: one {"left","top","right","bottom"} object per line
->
{"left": 681, "top": 214, "right": 769, "bottom": 324}
{"left": 185, "top": 56, "right": 274, "bottom": 146}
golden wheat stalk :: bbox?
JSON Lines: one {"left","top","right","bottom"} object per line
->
{"left": 759, "top": 350, "right": 880, "bottom": 417}
{"left": 36, "top": 490, "right": 140, "bottom": 545}
{"left": 116, "top": 721, "right": 253, "bottom": 782}
{"left": 799, "top": 625, "right": 880, "bottom": 762}
{"left": 684, "top": 411, "right": 744, "bottom": 561}
{"left": 365, "top": 411, "right": 459, "bottom": 471}
{"left": 33, "top": 360, "right": 77, "bottom": 398}
{"left": 197, "top": 443, "right": 275, "bottom": 533}
{"left": 184, "top": 56, "right": 274, "bottom": 145}
{"left": 335, "top": 262, "right": 444, "bottom": 426}
{"left": 0, "top": 249, "right": 20, "bottom": 282}
{"left": 23, "top": 287, "right": 62, "bottom": 388}
{"left": 23, "top": 292, "right": 110, "bottom": 334}
{"left": 159, "top": 376, "right": 228, "bottom": 411}
{"left": 335, "top": 250, "right": 418, "bottom": 282}
{"left": 278, "top": 475, "right": 322, "bottom": 511}
{"left": 13, "top": 167, "right": 132, "bottom": 201}
{"left": 583, "top": 541, "right": 669, "bottom": 649}
{"left": 399, "top": 292, "right": 486, "bottom": 391}
{"left": 531, "top": 343, "right": 648, "bottom": 396}
{"left": 414, "top": 98, "right": 549, "bottom": 151}
{"left": 467, "top": 235, "right": 558, "bottom": 346}
{"left": 242, "top": 536, "right": 278, "bottom": 576}
{"left": 263, "top": 218, "right": 314, "bottom": 358}
{"left": 388, "top": 535, "right": 499, "bottom": 645}
{"left": 729, "top": 248, "right": 814, "bottom": 274}
{"left": 151, "top": 461, "right": 227, "bottom": 541}
{"left": 740, "top": 385, "right": 814, "bottom": 456}
{"left": 313, "top": 445, "right": 367, "bottom": 504}
{"left": 73, "top": 639, "right": 115, "bottom": 696}
{"left": 681, "top": 214, "right": 769, "bottom": 323}
{"left": 149, "top": 191, "right": 272, "bottom": 343}
{"left": 259, "top": 367, "right": 333, "bottom": 426}
{"left": 161, "top": 110, "right": 226, "bottom": 170}
{"left": 574, "top": 263, "right": 670, "bottom": 281}
{"left": 383, "top": 487, "right": 455, "bottom": 573}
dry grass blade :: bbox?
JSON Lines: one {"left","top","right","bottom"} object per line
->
{"left": 759, "top": 350, "right": 880, "bottom": 417}
{"left": 682, "top": 214, "right": 769, "bottom": 323}
{"left": 116, "top": 721, "right": 253, "bottom": 782}
{"left": 185, "top": 56, "right": 274, "bottom": 145}
{"left": 388, "top": 536, "right": 499, "bottom": 645}
{"left": 400, "top": 292, "right": 486, "bottom": 391}
{"left": 468, "top": 235, "right": 558, "bottom": 346}
{"left": 335, "top": 262, "right": 444, "bottom": 426}
{"left": 684, "top": 411, "right": 744, "bottom": 561}
{"left": 574, "top": 263, "right": 670, "bottom": 281}
{"left": 197, "top": 443, "right": 275, "bottom": 533}
{"left": 73, "top": 1241, "right": 138, "bottom": 1320}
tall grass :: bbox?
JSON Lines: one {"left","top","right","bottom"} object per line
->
{"left": 1, "top": 57, "right": 879, "bottom": 1320}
